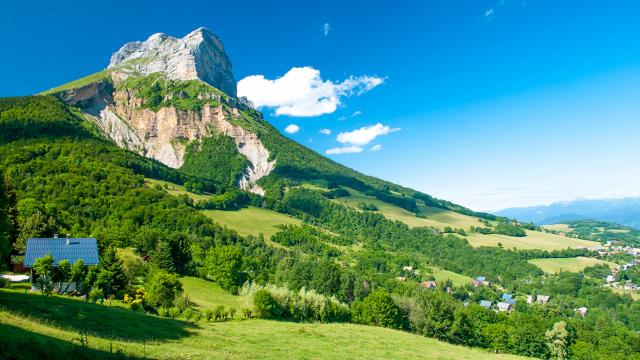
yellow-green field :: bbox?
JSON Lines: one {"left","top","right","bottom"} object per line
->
{"left": 610, "top": 287, "right": 640, "bottom": 300}
{"left": 528, "top": 256, "right": 616, "bottom": 273}
{"left": 429, "top": 267, "right": 474, "bottom": 287}
{"left": 541, "top": 224, "right": 573, "bottom": 233}
{"left": 467, "top": 231, "right": 602, "bottom": 251}
{"left": 0, "top": 287, "right": 525, "bottom": 360}
{"left": 202, "top": 206, "right": 301, "bottom": 239}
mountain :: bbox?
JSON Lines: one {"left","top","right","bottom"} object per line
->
{"left": 38, "top": 27, "right": 492, "bottom": 218}
{"left": 496, "top": 197, "right": 640, "bottom": 229}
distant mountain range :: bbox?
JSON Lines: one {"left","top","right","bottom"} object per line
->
{"left": 496, "top": 197, "right": 640, "bottom": 229}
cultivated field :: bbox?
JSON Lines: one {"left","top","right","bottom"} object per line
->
{"left": 541, "top": 224, "right": 573, "bottom": 233}
{"left": 429, "top": 267, "right": 474, "bottom": 287}
{"left": 0, "top": 287, "right": 525, "bottom": 360}
{"left": 528, "top": 256, "right": 616, "bottom": 273}
{"left": 202, "top": 206, "right": 301, "bottom": 239}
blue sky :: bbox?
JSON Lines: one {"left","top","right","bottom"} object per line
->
{"left": 2, "top": 0, "right": 640, "bottom": 211}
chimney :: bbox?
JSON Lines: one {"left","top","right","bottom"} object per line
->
{"left": 66, "top": 234, "right": 71, "bottom": 245}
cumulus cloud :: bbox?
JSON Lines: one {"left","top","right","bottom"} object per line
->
{"left": 325, "top": 146, "right": 363, "bottom": 155}
{"left": 284, "top": 124, "right": 300, "bottom": 134}
{"left": 336, "top": 123, "right": 400, "bottom": 146}
{"left": 370, "top": 144, "right": 382, "bottom": 152}
{"left": 237, "top": 67, "right": 384, "bottom": 117}
{"left": 323, "top": 23, "right": 331, "bottom": 36}
{"left": 319, "top": 128, "right": 332, "bottom": 135}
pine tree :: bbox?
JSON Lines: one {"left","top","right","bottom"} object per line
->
{"left": 94, "top": 247, "right": 128, "bottom": 296}
{"left": 152, "top": 241, "right": 176, "bottom": 273}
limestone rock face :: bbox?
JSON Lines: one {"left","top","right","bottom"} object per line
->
{"left": 109, "top": 28, "right": 237, "bottom": 97}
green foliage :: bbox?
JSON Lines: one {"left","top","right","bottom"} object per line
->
{"left": 33, "top": 254, "right": 55, "bottom": 295}
{"left": 253, "top": 289, "right": 281, "bottom": 319}
{"left": 357, "top": 202, "right": 379, "bottom": 211}
{"left": 410, "top": 289, "right": 473, "bottom": 345}
{"left": 201, "top": 245, "right": 244, "bottom": 293}
{"left": 494, "top": 223, "right": 527, "bottom": 237}
{"left": 92, "top": 247, "right": 128, "bottom": 297}
{"left": 0, "top": 171, "right": 10, "bottom": 267}
{"left": 546, "top": 321, "right": 575, "bottom": 359}
{"left": 181, "top": 134, "right": 249, "bottom": 190}
{"left": 144, "top": 269, "right": 183, "bottom": 308}
{"left": 351, "top": 289, "right": 405, "bottom": 329}
{"left": 116, "top": 73, "right": 224, "bottom": 112}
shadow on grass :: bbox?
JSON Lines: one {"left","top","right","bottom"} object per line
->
{"left": 0, "top": 322, "right": 143, "bottom": 360}
{"left": 0, "top": 290, "right": 195, "bottom": 343}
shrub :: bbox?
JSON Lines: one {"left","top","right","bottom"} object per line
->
{"left": 168, "top": 307, "right": 181, "bottom": 319}
{"left": 182, "top": 308, "right": 195, "bottom": 321}
{"left": 229, "top": 307, "right": 236, "bottom": 319}
{"left": 351, "top": 289, "right": 405, "bottom": 329}
{"left": 176, "top": 295, "right": 191, "bottom": 312}
{"left": 144, "top": 269, "right": 183, "bottom": 308}
{"left": 88, "top": 288, "right": 104, "bottom": 303}
{"left": 214, "top": 305, "right": 226, "bottom": 321}
{"left": 253, "top": 289, "right": 282, "bottom": 319}
{"left": 242, "top": 307, "right": 253, "bottom": 318}
{"left": 204, "top": 309, "right": 214, "bottom": 322}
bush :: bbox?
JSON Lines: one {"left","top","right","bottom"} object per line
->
{"left": 229, "top": 307, "right": 236, "bottom": 319}
{"left": 168, "top": 307, "right": 181, "bottom": 319}
{"left": 182, "top": 308, "right": 195, "bottom": 321}
{"left": 144, "top": 269, "right": 183, "bottom": 308}
{"left": 214, "top": 305, "right": 226, "bottom": 321}
{"left": 253, "top": 289, "right": 282, "bottom": 319}
{"left": 351, "top": 289, "right": 405, "bottom": 329}
{"left": 205, "top": 309, "right": 214, "bottom": 322}
{"left": 240, "top": 283, "right": 349, "bottom": 322}
{"left": 88, "top": 288, "right": 104, "bottom": 303}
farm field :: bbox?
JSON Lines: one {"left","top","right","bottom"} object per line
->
{"left": 202, "top": 206, "right": 301, "bottom": 239}
{"left": 0, "top": 288, "right": 525, "bottom": 360}
{"left": 528, "top": 256, "right": 616, "bottom": 273}
{"left": 610, "top": 287, "right": 640, "bottom": 301}
{"left": 541, "top": 224, "right": 573, "bottom": 233}
{"left": 466, "top": 231, "right": 602, "bottom": 251}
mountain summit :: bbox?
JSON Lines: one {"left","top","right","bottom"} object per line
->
{"left": 109, "top": 27, "right": 237, "bottom": 97}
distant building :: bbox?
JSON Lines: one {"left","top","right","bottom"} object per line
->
{"left": 396, "top": 276, "right": 406, "bottom": 282}
{"left": 497, "top": 302, "right": 512, "bottom": 312}
{"left": 526, "top": 295, "right": 534, "bottom": 304}
{"left": 402, "top": 266, "right": 414, "bottom": 272}
{"left": 421, "top": 281, "right": 437, "bottom": 289}
{"left": 536, "top": 295, "right": 550, "bottom": 304}
{"left": 479, "top": 300, "right": 492, "bottom": 309}
{"left": 575, "top": 307, "right": 588, "bottom": 317}
{"left": 606, "top": 275, "right": 616, "bottom": 283}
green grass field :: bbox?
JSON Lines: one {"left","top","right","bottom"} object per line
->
{"left": 429, "top": 267, "right": 474, "bottom": 287}
{"left": 541, "top": 224, "right": 573, "bottom": 233}
{"left": 528, "top": 257, "right": 616, "bottom": 273}
{"left": 466, "top": 231, "right": 602, "bottom": 251}
{"left": 40, "top": 69, "right": 111, "bottom": 94}
{"left": 181, "top": 276, "right": 241, "bottom": 310}
{"left": 202, "top": 206, "right": 301, "bottom": 239}
{"left": 0, "top": 288, "right": 525, "bottom": 360}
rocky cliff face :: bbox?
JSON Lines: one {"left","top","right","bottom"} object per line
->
{"left": 56, "top": 28, "right": 275, "bottom": 195}
{"left": 109, "top": 28, "right": 237, "bottom": 97}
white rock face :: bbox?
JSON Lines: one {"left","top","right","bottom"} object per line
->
{"left": 109, "top": 28, "right": 237, "bottom": 97}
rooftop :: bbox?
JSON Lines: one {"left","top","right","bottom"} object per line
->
{"left": 24, "top": 238, "right": 99, "bottom": 267}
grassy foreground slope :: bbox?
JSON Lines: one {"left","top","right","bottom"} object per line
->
{"left": 528, "top": 257, "right": 616, "bottom": 274}
{"left": 0, "top": 288, "right": 525, "bottom": 360}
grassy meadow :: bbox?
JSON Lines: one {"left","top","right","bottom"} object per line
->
{"left": 528, "top": 256, "right": 616, "bottom": 273}
{"left": 0, "top": 285, "right": 525, "bottom": 360}
{"left": 202, "top": 206, "right": 301, "bottom": 239}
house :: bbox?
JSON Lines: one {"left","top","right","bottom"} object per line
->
{"left": 536, "top": 295, "right": 550, "bottom": 304}
{"left": 497, "top": 302, "right": 512, "bottom": 312}
{"left": 402, "top": 266, "right": 414, "bottom": 272}
{"left": 606, "top": 275, "right": 616, "bottom": 283}
{"left": 24, "top": 236, "right": 99, "bottom": 291}
{"left": 575, "top": 307, "right": 588, "bottom": 317}
{"left": 526, "top": 295, "right": 534, "bottom": 304}
{"left": 476, "top": 276, "right": 486, "bottom": 282}
{"left": 421, "top": 280, "right": 437, "bottom": 289}
{"left": 396, "top": 276, "right": 406, "bottom": 282}
{"left": 479, "top": 300, "right": 492, "bottom": 309}
{"left": 472, "top": 276, "right": 490, "bottom": 287}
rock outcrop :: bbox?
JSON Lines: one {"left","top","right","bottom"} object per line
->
{"left": 109, "top": 28, "right": 237, "bottom": 97}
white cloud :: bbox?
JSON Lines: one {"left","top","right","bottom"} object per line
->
{"left": 319, "top": 128, "right": 332, "bottom": 135}
{"left": 284, "top": 124, "right": 300, "bottom": 134}
{"left": 325, "top": 146, "right": 363, "bottom": 155}
{"left": 338, "top": 116, "right": 347, "bottom": 121}
{"left": 336, "top": 123, "right": 400, "bottom": 146}
{"left": 352, "top": 110, "right": 362, "bottom": 117}
{"left": 323, "top": 23, "right": 331, "bottom": 36}
{"left": 237, "top": 67, "right": 384, "bottom": 117}
{"left": 485, "top": 8, "right": 494, "bottom": 18}
{"left": 370, "top": 144, "right": 382, "bottom": 152}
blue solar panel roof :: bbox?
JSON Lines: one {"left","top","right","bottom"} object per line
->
{"left": 23, "top": 238, "right": 99, "bottom": 267}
